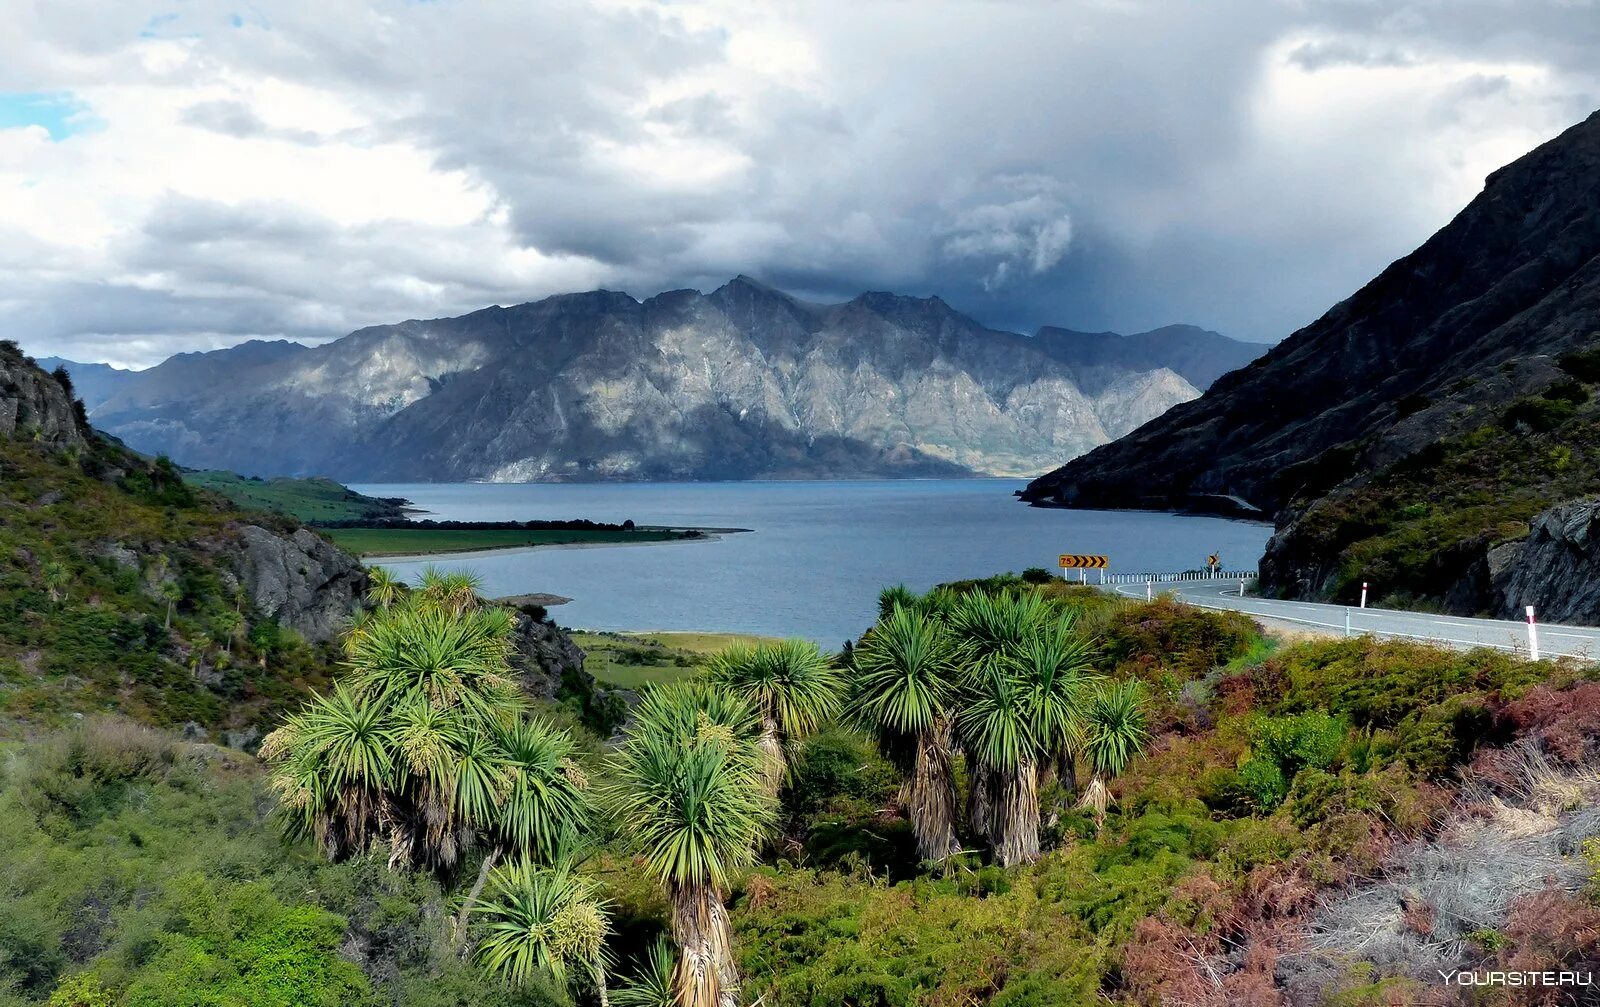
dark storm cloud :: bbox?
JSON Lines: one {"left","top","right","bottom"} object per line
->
{"left": 3, "top": 0, "right": 1599, "bottom": 367}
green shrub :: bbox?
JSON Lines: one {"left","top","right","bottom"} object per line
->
{"left": 1501, "top": 395, "right": 1576, "bottom": 432}
{"left": 1559, "top": 344, "right": 1600, "bottom": 383}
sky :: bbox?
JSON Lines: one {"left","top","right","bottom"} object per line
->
{"left": 1, "top": 1, "right": 1597, "bottom": 369}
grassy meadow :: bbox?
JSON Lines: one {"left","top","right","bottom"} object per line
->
{"left": 324, "top": 526, "right": 683, "bottom": 557}
{"left": 570, "top": 630, "right": 780, "bottom": 688}
{"left": 183, "top": 470, "right": 409, "bottom": 524}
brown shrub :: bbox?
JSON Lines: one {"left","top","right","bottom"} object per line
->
{"left": 1494, "top": 682, "right": 1600, "bottom": 765}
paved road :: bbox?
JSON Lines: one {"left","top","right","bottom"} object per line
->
{"left": 1112, "top": 580, "right": 1600, "bottom": 661}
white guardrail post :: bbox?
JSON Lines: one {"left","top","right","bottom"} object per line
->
{"left": 1527, "top": 606, "right": 1539, "bottom": 660}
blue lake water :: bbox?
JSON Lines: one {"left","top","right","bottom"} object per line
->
{"left": 349, "top": 480, "right": 1274, "bottom": 646}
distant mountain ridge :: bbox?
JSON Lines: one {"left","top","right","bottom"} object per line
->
{"left": 35, "top": 356, "right": 136, "bottom": 414}
{"left": 68, "top": 279, "right": 1261, "bottom": 482}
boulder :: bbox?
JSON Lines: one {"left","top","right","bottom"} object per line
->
{"left": 507, "top": 609, "right": 588, "bottom": 700}
{"left": 225, "top": 524, "right": 368, "bottom": 643}
{"left": 1488, "top": 499, "right": 1600, "bottom": 624}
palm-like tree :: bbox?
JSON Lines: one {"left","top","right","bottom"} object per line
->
{"left": 1079, "top": 678, "right": 1151, "bottom": 826}
{"left": 367, "top": 566, "right": 405, "bottom": 610}
{"left": 265, "top": 587, "right": 593, "bottom": 876}
{"left": 160, "top": 580, "right": 182, "bottom": 630}
{"left": 214, "top": 609, "right": 244, "bottom": 656}
{"left": 42, "top": 561, "right": 69, "bottom": 605}
{"left": 947, "top": 591, "right": 1052, "bottom": 851}
{"left": 1014, "top": 616, "right": 1098, "bottom": 798}
{"left": 704, "top": 638, "right": 843, "bottom": 793}
{"left": 851, "top": 603, "right": 960, "bottom": 862}
{"left": 262, "top": 684, "right": 395, "bottom": 861}
{"left": 605, "top": 682, "right": 774, "bottom": 1007}
{"left": 472, "top": 859, "right": 611, "bottom": 997}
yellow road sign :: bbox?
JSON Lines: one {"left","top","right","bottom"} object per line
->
{"left": 1207, "top": 553, "right": 1219, "bottom": 567}
{"left": 1059, "top": 554, "right": 1108, "bottom": 569}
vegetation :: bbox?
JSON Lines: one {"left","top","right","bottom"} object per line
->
{"left": 323, "top": 527, "right": 683, "bottom": 558}
{"left": 570, "top": 633, "right": 778, "bottom": 690}
{"left": 180, "top": 470, "right": 410, "bottom": 524}
{"left": 1277, "top": 356, "right": 1600, "bottom": 607}
{"left": 0, "top": 411, "right": 343, "bottom": 729}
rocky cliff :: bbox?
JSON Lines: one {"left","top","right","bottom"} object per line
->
{"left": 84, "top": 279, "right": 1252, "bottom": 481}
{"left": 1022, "top": 109, "right": 1600, "bottom": 517}
{"left": 1021, "top": 108, "right": 1600, "bottom": 618}
{"left": 1, "top": 343, "right": 86, "bottom": 452}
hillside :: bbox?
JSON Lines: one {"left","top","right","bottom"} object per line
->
{"left": 79, "top": 279, "right": 1254, "bottom": 481}
{"left": 1022, "top": 108, "right": 1600, "bottom": 618}
{"left": 0, "top": 341, "right": 611, "bottom": 734}
{"left": 182, "top": 469, "right": 411, "bottom": 524}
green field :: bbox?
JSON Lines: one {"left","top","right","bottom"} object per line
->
{"left": 326, "top": 526, "right": 682, "bottom": 557}
{"left": 184, "top": 470, "right": 408, "bottom": 523}
{"left": 570, "top": 630, "right": 779, "bottom": 688}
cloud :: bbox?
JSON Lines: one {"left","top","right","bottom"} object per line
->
{"left": 0, "top": 0, "right": 1597, "bottom": 366}
{"left": 940, "top": 180, "right": 1074, "bottom": 292}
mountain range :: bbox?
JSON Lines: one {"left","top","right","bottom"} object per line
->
{"left": 1022, "top": 107, "right": 1600, "bottom": 619}
{"left": 48, "top": 280, "right": 1261, "bottom": 482}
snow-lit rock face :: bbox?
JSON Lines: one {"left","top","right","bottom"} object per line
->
{"left": 91, "top": 279, "right": 1250, "bottom": 481}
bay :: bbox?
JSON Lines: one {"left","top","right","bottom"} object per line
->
{"left": 349, "top": 479, "right": 1274, "bottom": 646}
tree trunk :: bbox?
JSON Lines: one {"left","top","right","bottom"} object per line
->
{"left": 991, "top": 757, "right": 1041, "bottom": 867}
{"left": 670, "top": 883, "right": 739, "bottom": 1007}
{"left": 966, "top": 763, "right": 997, "bottom": 847}
{"left": 907, "top": 719, "right": 959, "bottom": 862}
{"left": 165, "top": 601, "right": 173, "bottom": 630}
{"left": 757, "top": 714, "right": 785, "bottom": 797}
{"left": 451, "top": 848, "right": 500, "bottom": 955}
{"left": 1055, "top": 750, "right": 1078, "bottom": 798}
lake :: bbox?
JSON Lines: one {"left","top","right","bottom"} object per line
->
{"left": 349, "top": 480, "right": 1274, "bottom": 646}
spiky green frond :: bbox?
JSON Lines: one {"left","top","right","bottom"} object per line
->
{"left": 705, "top": 638, "right": 844, "bottom": 742}
{"left": 611, "top": 938, "right": 676, "bottom": 1007}
{"left": 956, "top": 661, "right": 1034, "bottom": 773}
{"left": 851, "top": 604, "right": 954, "bottom": 736}
{"left": 366, "top": 566, "right": 405, "bottom": 609}
{"left": 877, "top": 584, "right": 918, "bottom": 620}
{"left": 491, "top": 716, "right": 593, "bottom": 862}
{"left": 473, "top": 860, "right": 611, "bottom": 988}
{"left": 417, "top": 566, "right": 483, "bottom": 615}
{"left": 605, "top": 682, "right": 774, "bottom": 890}
{"left": 1082, "top": 678, "right": 1151, "bottom": 778}
{"left": 345, "top": 602, "right": 516, "bottom": 719}
{"left": 947, "top": 589, "right": 1052, "bottom": 675}
{"left": 1012, "top": 616, "right": 1100, "bottom": 760}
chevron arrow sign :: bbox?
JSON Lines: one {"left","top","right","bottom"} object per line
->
{"left": 1058, "top": 554, "right": 1108, "bottom": 569}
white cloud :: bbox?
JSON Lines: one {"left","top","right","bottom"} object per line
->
{"left": 0, "top": 0, "right": 1596, "bottom": 365}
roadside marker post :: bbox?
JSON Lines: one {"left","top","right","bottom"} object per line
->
{"left": 1360, "top": 582, "right": 1368, "bottom": 609}
{"left": 1527, "top": 606, "right": 1540, "bottom": 661}
{"left": 1344, "top": 607, "right": 1351, "bottom": 638}
{"left": 1146, "top": 580, "right": 1153, "bottom": 601}
{"left": 1239, "top": 579, "right": 1246, "bottom": 597}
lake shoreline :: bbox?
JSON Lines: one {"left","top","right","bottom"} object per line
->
{"left": 361, "top": 527, "right": 748, "bottom": 562}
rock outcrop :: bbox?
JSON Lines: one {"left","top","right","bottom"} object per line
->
{"left": 1, "top": 341, "right": 86, "bottom": 452}
{"left": 1486, "top": 499, "right": 1600, "bottom": 624}
{"left": 221, "top": 525, "right": 368, "bottom": 643}
{"left": 86, "top": 280, "right": 1257, "bottom": 481}
{"left": 507, "top": 609, "right": 589, "bottom": 700}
